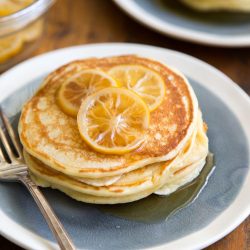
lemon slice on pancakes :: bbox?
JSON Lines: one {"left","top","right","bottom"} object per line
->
{"left": 57, "top": 69, "right": 118, "bottom": 117}
{"left": 77, "top": 87, "right": 150, "bottom": 154}
{"left": 108, "top": 65, "right": 165, "bottom": 111}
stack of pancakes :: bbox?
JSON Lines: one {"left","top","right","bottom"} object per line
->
{"left": 18, "top": 55, "right": 209, "bottom": 204}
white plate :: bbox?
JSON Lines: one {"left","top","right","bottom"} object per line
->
{"left": 113, "top": 0, "right": 250, "bottom": 47}
{"left": 0, "top": 43, "right": 249, "bottom": 250}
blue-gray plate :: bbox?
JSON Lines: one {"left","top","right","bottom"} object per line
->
{"left": 0, "top": 44, "right": 249, "bottom": 250}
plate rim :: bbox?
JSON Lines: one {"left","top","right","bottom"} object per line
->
{"left": 113, "top": 0, "right": 250, "bottom": 47}
{"left": 0, "top": 43, "right": 249, "bottom": 250}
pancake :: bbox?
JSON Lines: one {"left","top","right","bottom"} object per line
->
{"left": 29, "top": 172, "right": 160, "bottom": 204}
{"left": 25, "top": 151, "right": 165, "bottom": 198}
{"left": 74, "top": 174, "right": 121, "bottom": 187}
{"left": 155, "top": 158, "right": 206, "bottom": 195}
{"left": 31, "top": 157, "right": 206, "bottom": 204}
{"left": 23, "top": 111, "right": 208, "bottom": 203}
{"left": 180, "top": 0, "right": 250, "bottom": 12}
{"left": 28, "top": 156, "right": 206, "bottom": 204}
{"left": 19, "top": 55, "right": 198, "bottom": 179}
{"left": 26, "top": 157, "right": 207, "bottom": 204}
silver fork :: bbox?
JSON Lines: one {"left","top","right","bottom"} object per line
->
{"left": 0, "top": 110, "right": 76, "bottom": 250}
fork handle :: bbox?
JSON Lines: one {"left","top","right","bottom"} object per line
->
{"left": 19, "top": 175, "right": 76, "bottom": 250}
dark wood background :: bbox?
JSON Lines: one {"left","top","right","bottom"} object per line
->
{"left": 1, "top": 0, "right": 249, "bottom": 249}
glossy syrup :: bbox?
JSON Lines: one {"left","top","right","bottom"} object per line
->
{"left": 97, "top": 153, "right": 215, "bottom": 223}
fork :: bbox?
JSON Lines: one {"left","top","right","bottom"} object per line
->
{"left": 0, "top": 110, "right": 76, "bottom": 250}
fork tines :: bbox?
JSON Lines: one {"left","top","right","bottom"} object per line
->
{"left": 0, "top": 109, "right": 23, "bottom": 166}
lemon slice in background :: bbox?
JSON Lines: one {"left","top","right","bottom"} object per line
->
{"left": 57, "top": 69, "right": 118, "bottom": 117}
{"left": 77, "top": 87, "right": 150, "bottom": 154}
{"left": 108, "top": 65, "right": 165, "bottom": 111}
{"left": 0, "top": 0, "right": 37, "bottom": 64}
{"left": 0, "top": 34, "right": 23, "bottom": 63}
{"left": 0, "top": 0, "right": 34, "bottom": 16}
{"left": 21, "top": 19, "right": 44, "bottom": 42}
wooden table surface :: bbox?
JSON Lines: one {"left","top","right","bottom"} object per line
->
{"left": 1, "top": 0, "right": 249, "bottom": 249}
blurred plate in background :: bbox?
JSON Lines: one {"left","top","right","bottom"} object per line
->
{"left": 113, "top": 0, "right": 250, "bottom": 47}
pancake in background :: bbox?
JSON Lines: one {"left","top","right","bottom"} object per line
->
{"left": 19, "top": 55, "right": 198, "bottom": 179}
{"left": 180, "top": 0, "right": 250, "bottom": 12}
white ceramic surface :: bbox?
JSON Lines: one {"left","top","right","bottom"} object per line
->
{"left": 0, "top": 43, "right": 249, "bottom": 250}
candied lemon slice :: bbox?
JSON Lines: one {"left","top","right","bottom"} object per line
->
{"left": 0, "top": 0, "right": 34, "bottom": 16}
{"left": 0, "top": 34, "right": 23, "bottom": 63}
{"left": 77, "top": 87, "right": 150, "bottom": 154}
{"left": 57, "top": 69, "right": 118, "bottom": 117}
{"left": 21, "top": 19, "right": 44, "bottom": 42}
{"left": 108, "top": 65, "right": 165, "bottom": 111}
